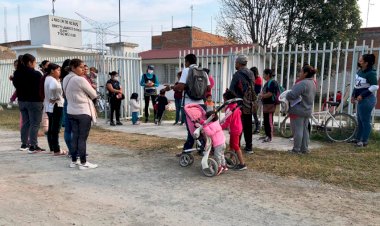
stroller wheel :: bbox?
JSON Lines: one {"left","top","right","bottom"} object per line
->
{"left": 179, "top": 153, "right": 194, "bottom": 167}
{"left": 225, "top": 151, "right": 239, "bottom": 169}
{"left": 201, "top": 158, "right": 218, "bottom": 177}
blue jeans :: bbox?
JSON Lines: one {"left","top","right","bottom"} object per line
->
{"left": 63, "top": 100, "right": 73, "bottom": 155}
{"left": 356, "top": 95, "right": 376, "bottom": 143}
{"left": 174, "top": 98, "right": 185, "bottom": 123}
{"left": 18, "top": 101, "right": 43, "bottom": 146}
{"left": 132, "top": 112, "right": 138, "bottom": 124}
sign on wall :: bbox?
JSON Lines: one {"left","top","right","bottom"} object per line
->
{"left": 30, "top": 15, "right": 82, "bottom": 49}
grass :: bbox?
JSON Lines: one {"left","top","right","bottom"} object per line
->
{"left": 1, "top": 105, "right": 379, "bottom": 191}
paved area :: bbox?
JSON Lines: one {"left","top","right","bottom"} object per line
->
{"left": 96, "top": 118, "right": 322, "bottom": 151}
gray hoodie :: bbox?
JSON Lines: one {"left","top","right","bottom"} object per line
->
{"left": 286, "top": 78, "right": 316, "bottom": 117}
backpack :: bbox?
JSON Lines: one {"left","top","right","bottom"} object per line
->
{"left": 267, "top": 79, "right": 284, "bottom": 105}
{"left": 240, "top": 72, "right": 257, "bottom": 114}
{"left": 185, "top": 67, "right": 208, "bottom": 100}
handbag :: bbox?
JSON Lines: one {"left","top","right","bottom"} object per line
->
{"left": 262, "top": 104, "right": 276, "bottom": 113}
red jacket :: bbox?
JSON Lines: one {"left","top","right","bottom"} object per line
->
{"left": 221, "top": 103, "right": 242, "bottom": 135}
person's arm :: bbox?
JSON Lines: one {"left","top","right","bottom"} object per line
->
{"left": 140, "top": 74, "right": 146, "bottom": 87}
{"left": 358, "top": 72, "right": 379, "bottom": 100}
{"left": 82, "top": 78, "right": 98, "bottom": 100}
{"left": 107, "top": 83, "right": 122, "bottom": 94}
{"left": 153, "top": 74, "right": 160, "bottom": 87}
{"left": 130, "top": 99, "right": 139, "bottom": 109}
{"left": 220, "top": 109, "right": 232, "bottom": 130}
{"left": 286, "top": 82, "right": 305, "bottom": 100}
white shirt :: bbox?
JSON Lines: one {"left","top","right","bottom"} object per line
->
{"left": 44, "top": 76, "right": 64, "bottom": 113}
{"left": 179, "top": 64, "right": 210, "bottom": 105}
{"left": 129, "top": 99, "right": 140, "bottom": 112}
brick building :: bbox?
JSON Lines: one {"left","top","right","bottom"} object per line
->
{"left": 152, "top": 26, "right": 234, "bottom": 50}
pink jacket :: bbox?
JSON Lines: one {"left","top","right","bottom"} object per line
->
{"left": 221, "top": 103, "right": 242, "bottom": 135}
{"left": 203, "top": 120, "right": 226, "bottom": 147}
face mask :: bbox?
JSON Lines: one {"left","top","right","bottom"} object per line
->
{"left": 113, "top": 76, "right": 119, "bottom": 81}
{"left": 148, "top": 70, "right": 154, "bottom": 74}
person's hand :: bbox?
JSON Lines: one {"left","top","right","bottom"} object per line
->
{"left": 357, "top": 95, "right": 363, "bottom": 102}
{"left": 350, "top": 97, "right": 356, "bottom": 104}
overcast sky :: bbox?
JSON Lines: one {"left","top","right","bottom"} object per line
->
{"left": 1, "top": 0, "right": 379, "bottom": 51}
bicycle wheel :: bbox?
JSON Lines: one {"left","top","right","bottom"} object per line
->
{"left": 324, "top": 113, "right": 357, "bottom": 142}
{"left": 280, "top": 115, "right": 293, "bottom": 138}
{"left": 224, "top": 151, "right": 238, "bottom": 169}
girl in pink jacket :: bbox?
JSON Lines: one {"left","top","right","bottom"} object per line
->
{"left": 221, "top": 91, "right": 247, "bottom": 170}
{"left": 203, "top": 111, "right": 227, "bottom": 176}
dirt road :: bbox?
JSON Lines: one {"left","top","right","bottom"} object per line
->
{"left": 0, "top": 129, "right": 378, "bottom": 225}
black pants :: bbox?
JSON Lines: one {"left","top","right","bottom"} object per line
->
{"left": 241, "top": 113, "right": 253, "bottom": 151}
{"left": 263, "top": 112, "right": 274, "bottom": 139}
{"left": 156, "top": 108, "right": 165, "bottom": 122}
{"left": 47, "top": 104, "right": 63, "bottom": 152}
{"left": 110, "top": 97, "right": 122, "bottom": 123}
{"left": 144, "top": 95, "right": 157, "bottom": 121}
{"left": 68, "top": 114, "right": 92, "bottom": 164}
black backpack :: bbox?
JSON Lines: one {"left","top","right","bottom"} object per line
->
{"left": 185, "top": 67, "right": 208, "bottom": 100}
{"left": 240, "top": 72, "right": 257, "bottom": 114}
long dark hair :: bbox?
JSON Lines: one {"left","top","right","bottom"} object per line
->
{"left": 69, "top": 58, "right": 83, "bottom": 71}
{"left": 263, "top": 68, "right": 274, "bottom": 78}
{"left": 61, "top": 59, "right": 71, "bottom": 80}
{"left": 362, "top": 54, "right": 376, "bottom": 70}
{"left": 250, "top": 67, "right": 259, "bottom": 79}
{"left": 18, "top": 53, "right": 35, "bottom": 70}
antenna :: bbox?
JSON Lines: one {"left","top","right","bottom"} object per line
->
{"left": 4, "top": 7, "right": 8, "bottom": 43}
{"left": 52, "top": 0, "right": 56, "bottom": 16}
{"left": 366, "top": 0, "right": 375, "bottom": 27}
{"left": 211, "top": 16, "right": 212, "bottom": 34}
{"left": 190, "top": 5, "right": 193, "bottom": 27}
{"left": 17, "top": 5, "right": 22, "bottom": 40}
{"left": 76, "top": 12, "right": 118, "bottom": 54}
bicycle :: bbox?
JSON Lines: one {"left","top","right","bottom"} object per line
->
{"left": 280, "top": 101, "right": 357, "bottom": 142}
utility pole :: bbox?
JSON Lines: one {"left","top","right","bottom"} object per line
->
{"left": 211, "top": 16, "right": 212, "bottom": 34}
{"left": 3, "top": 7, "right": 7, "bottom": 43}
{"left": 366, "top": 0, "right": 374, "bottom": 27}
{"left": 18, "top": 5, "right": 21, "bottom": 40}
{"left": 119, "top": 0, "right": 121, "bottom": 42}
{"left": 190, "top": 5, "right": 193, "bottom": 27}
{"left": 52, "top": 0, "right": 56, "bottom": 16}
{"left": 171, "top": 16, "right": 173, "bottom": 30}
{"left": 190, "top": 4, "right": 193, "bottom": 48}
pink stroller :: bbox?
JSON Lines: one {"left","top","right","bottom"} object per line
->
{"left": 179, "top": 98, "right": 242, "bottom": 177}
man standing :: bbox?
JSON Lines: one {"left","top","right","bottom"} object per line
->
{"left": 173, "top": 53, "right": 210, "bottom": 154}
{"left": 229, "top": 55, "right": 255, "bottom": 154}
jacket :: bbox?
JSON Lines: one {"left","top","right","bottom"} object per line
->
{"left": 221, "top": 103, "right": 242, "bottom": 135}
{"left": 130, "top": 99, "right": 140, "bottom": 112}
{"left": 12, "top": 67, "right": 43, "bottom": 102}
{"left": 286, "top": 78, "right": 316, "bottom": 117}
{"left": 203, "top": 120, "right": 226, "bottom": 148}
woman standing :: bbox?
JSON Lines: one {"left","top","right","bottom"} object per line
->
{"left": 61, "top": 59, "right": 73, "bottom": 156}
{"left": 140, "top": 65, "right": 159, "bottom": 123}
{"left": 62, "top": 59, "right": 98, "bottom": 169}
{"left": 44, "top": 63, "right": 66, "bottom": 155}
{"left": 107, "top": 71, "right": 124, "bottom": 126}
{"left": 12, "top": 53, "right": 45, "bottom": 153}
{"left": 351, "top": 54, "right": 378, "bottom": 147}
{"left": 250, "top": 66, "right": 262, "bottom": 134}
{"left": 259, "top": 69, "right": 279, "bottom": 143}
{"left": 286, "top": 64, "right": 317, "bottom": 154}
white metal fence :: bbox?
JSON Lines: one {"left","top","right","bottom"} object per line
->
{"left": 0, "top": 53, "right": 142, "bottom": 118}
{"left": 179, "top": 41, "right": 380, "bottom": 125}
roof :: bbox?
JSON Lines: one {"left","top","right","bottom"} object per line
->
{"left": 139, "top": 44, "right": 254, "bottom": 60}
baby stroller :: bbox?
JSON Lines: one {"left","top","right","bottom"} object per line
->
{"left": 179, "top": 98, "right": 242, "bottom": 177}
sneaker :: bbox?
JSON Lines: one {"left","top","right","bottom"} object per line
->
{"left": 355, "top": 142, "right": 367, "bottom": 147}
{"left": 7, "top": 103, "right": 12, "bottom": 109}
{"left": 262, "top": 137, "right": 272, "bottom": 143}
{"left": 217, "top": 166, "right": 224, "bottom": 176}
{"left": 110, "top": 121, "right": 116, "bottom": 126}
{"left": 180, "top": 122, "right": 184, "bottom": 126}
{"left": 69, "top": 159, "right": 80, "bottom": 168}
{"left": 28, "top": 145, "right": 45, "bottom": 154}
{"left": 290, "top": 137, "right": 294, "bottom": 141}
{"left": 244, "top": 148, "right": 254, "bottom": 154}
{"left": 173, "top": 122, "right": 178, "bottom": 125}
{"left": 235, "top": 164, "right": 247, "bottom": 171}
{"left": 116, "top": 121, "right": 123, "bottom": 125}
{"left": 19, "top": 144, "right": 29, "bottom": 151}
{"left": 79, "top": 161, "right": 98, "bottom": 170}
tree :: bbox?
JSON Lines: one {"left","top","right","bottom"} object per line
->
{"left": 217, "top": 0, "right": 282, "bottom": 46}
{"left": 217, "top": 0, "right": 362, "bottom": 46}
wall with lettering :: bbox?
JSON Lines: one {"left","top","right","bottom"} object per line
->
{"left": 30, "top": 15, "right": 82, "bottom": 49}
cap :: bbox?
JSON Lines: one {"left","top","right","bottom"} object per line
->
{"left": 147, "top": 65, "right": 154, "bottom": 70}
{"left": 235, "top": 55, "right": 248, "bottom": 65}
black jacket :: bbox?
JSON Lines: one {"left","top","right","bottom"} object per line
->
{"left": 12, "top": 68, "right": 43, "bottom": 102}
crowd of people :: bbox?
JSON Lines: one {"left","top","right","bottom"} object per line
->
{"left": 7, "top": 51, "right": 378, "bottom": 173}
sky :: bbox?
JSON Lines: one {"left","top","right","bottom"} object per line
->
{"left": 0, "top": 0, "right": 379, "bottom": 51}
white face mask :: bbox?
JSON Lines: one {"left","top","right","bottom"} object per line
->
{"left": 113, "top": 76, "right": 119, "bottom": 81}
{"left": 147, "top": 70, "right": 154, "bottom": 74}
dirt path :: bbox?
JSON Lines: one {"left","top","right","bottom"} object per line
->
{"left": 0, "top": 130, "right": 379, "bottom": 225}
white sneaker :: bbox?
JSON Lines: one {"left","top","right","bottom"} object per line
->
{"left": 7, "top": 103, "right": 12, "bottom": 109}
{"left": 79, "top": 161, "right": 98, "bottom": 170}
{"left": 69, "top": 159, "right": 80, "bottom": 168}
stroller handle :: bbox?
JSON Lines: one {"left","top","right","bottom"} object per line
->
{"left": 215, "top": 98, "right": 243, "bottom": 112}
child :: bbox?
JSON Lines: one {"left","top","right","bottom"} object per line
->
{"left": 205, "top": 94, "right": 215, "bottom": 112}
{"left": 203, "top": 111, "right": 227, "bottom": 176}
{"left": 220, "top": 90, "right": 247, "bottom": 171}
{"left": 130, "top": 93, "right": 140, "bottom": 125}
{"left": 155, "top": 89, "right": 168, "bottom": 125}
